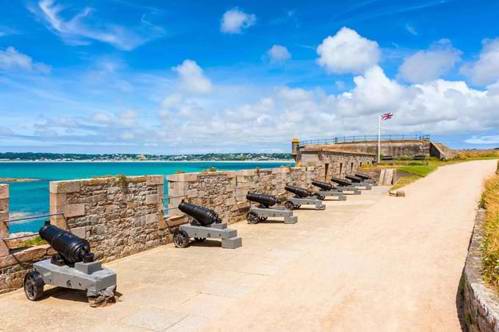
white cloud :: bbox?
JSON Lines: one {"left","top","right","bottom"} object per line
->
{"left": 173, "top": 60, "right": 213, "bottom": 94}
{"left": 317, "top": 27, "right": 380, "bottom": 74}
{"left": 465, "top": 135, "right": 499, "bottom": 145}
{"left": 267, "top": 45, "right": 291, "bottom": 63}
{"left": 0, "top": 46, "right": 51, "bottom": 73}
{"left": 398, "top": 40, "right": 461, "bottom": 83}
{"left": 32, "top": 0, "right": 164, "bottom": 51}
{"left": 220, "top": 8, "right": 256, "bottom": 34}
{"left": 461, "top": 38, "right": 499, "bottom": 86}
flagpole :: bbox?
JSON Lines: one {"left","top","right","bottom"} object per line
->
{"left": 378, "top": 115, "right": 381, "bottom": 163}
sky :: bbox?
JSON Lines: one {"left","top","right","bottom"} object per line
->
{"left": 1, "top": 0, "right": 499, "bottom": 154}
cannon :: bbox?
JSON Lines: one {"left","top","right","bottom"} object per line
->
{"left": 311, "top": 180, "right": 346, "bottom": 201}
{"left": 246, "top": 192, "right": 297, "bottom": 224}
{"left": 174, "top": 202, "right": 241, "bottom": 249}
{"left": 330, "top": 177, "right": 361, "bottom": 195}
{"left": 355, "top": 172, "right": 377, "bottom": 185}
{"left": 284, "top": 185, "right": 325, "bottom": 210}
{"left": 24, "top": 224, "right": 116, "bottom": 307}
{"left": 346, "top": 175, "right": 372, "bottom": 190}
{"left": 178, "top": 201, "right": 222, "bottom": 226}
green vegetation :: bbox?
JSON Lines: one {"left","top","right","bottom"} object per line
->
{"left": 481, "top": 161, "right": 499, "bottom": 293}
{"left": 21, "top": 236, "right": 46, "bottom": 248}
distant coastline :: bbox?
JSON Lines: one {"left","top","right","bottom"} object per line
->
{"left": 0, "top": 159, "right": 294, "bottom": 163}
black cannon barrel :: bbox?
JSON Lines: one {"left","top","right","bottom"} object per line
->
{"left": 178, "top": 201, "right": 222, "bottom": 226}
{"left": 331, "top": 177, "right": 352, "bottom": 186}
{"left": 246, "top": 192, "right": 278, "bottom": 208}
{"left": 346, "top": 175, "right": 363, "bottom": 183}
{"left": 39, "top": 224, "right": 94, "bottom": 265}
{"left": 311, "top": 180, "right": 334, "bottom": 191}
{"left": 355, "top": 172, "right": 372, "bottom": 180}
{"left": 285, "top": 185, "right": 311, "bottom": 198}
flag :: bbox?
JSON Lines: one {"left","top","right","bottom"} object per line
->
{"left": 381, "top": 112, "right": 393, "bottom": 120}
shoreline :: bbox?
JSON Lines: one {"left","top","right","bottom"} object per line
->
{"left": 0, "top": 160, "right": 294, "bottom": 164}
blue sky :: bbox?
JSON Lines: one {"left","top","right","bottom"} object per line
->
{"left": 1, "top": 0, "right": 499, "bottom": 154}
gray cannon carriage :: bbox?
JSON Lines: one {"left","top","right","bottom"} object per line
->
{"left": 330, "top": 177, "right": 362, "bottom": 195}
{"left": 173, "top": 202, "right": 242, "bottom": 249}
{"left": 355, "top": 172, "right": 377, "bottom": 185}
{"left": 246, "top": 192, "right": 298, "bottom": 224}
{"left": 345, "top": 175, "right": 372, "bottom": 190}
{"left": 311, "top": 180, "right": 347, "bottom": 201}
{"left": 24, "top": 224, "right": 117, "bottom": 307}
{"left": 284, "top": 185, "right": 326, "bottom": 210}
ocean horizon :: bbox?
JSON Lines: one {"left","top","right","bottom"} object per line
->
{"left": 0, "top": 161, "right": 294, "bottom": 234}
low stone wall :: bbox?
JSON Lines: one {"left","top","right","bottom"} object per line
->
{"left": 167, "top": 165, "right": 326, "bottom": 224}
{"left": 462, "top": 209, "right": 499, "bottom": 331}
{"left": 0, "top": 246, "right": 54, "bottom": 294}
{"left": 50, "top": 175, "right": 168, "bottom": 262}
{"left": 298, "top": 149, "right": 375, "bottom": 177}
{"left": 0, "top": 184, "right": 8, "bottom": 256}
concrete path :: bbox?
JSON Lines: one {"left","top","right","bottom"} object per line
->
{"left": 0, "top": 160, "right": 496, "bottom": 332}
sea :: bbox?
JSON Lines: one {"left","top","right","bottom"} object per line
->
{"left": 0, "top": 161, "right": 293, "bottom": 234}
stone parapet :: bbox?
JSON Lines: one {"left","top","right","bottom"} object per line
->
{"left": 0, "top": 184, "right": 9, "bottom": 257}
{"left": 461, "top": 209, "right": 499, "bottom": 332}
{"left": 49, "top": 175, "right": 167, "bottom": 262}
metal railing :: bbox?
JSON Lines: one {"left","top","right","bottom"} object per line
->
{"left": 3, "top": 213, "right": 63, "bottom": 240}
{"left": 300, "top": 134, "right": 430, "bottom": 146}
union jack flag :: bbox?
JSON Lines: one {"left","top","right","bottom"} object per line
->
{"left": 381, "top": 112, "right": 393, "bottom": 120}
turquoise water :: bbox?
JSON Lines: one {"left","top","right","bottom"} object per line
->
{"left": 0, "top": 161, "right": 293, "bottom": 233}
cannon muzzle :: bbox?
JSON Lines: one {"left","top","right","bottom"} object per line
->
{"left": 246, "top": 192, "right": 278, "bottom": 208}
{"left": 311, "top": 180, "right": 334, "bottom": 191}
{"left": 178, "top": 201, "right": 222, "bottom": 226}
{"left": 285, "top": 185, "right": 311, "bottom": 198}
{"left": 39, "top": 224, "right": 94, "bottom": 265}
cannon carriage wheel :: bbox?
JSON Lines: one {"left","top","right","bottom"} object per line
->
{"left": 173, "top": 230, "right": 190, "bottom": 248}
{"left": 284, "top": 201, "right": 296, "bottom": 210}
{"left": 313, "top": 193, "right": 325, "bottom": 200}
{"left": 24, "top": 271, "right": 45, "bottom": 301}
{"left": 246, "top": 211, "right": 260, "bottom": 224}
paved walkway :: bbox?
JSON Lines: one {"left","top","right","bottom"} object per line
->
{"left": 0, "top": 160, "right": 496, "bottom": 331}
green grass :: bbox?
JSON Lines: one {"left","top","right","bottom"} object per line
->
{"left": 21, "top": 236, "right": 46, "bottom": 248}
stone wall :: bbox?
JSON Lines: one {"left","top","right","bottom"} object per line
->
{"left": 50, "top": 175, "right": 168, "bottom": 262}
{"left": 461, "top": 209, "right": 499, "bottom": 332}
{"left": 299, "top": 149, "right": 375, "bottom": 178}
{"left": 0, "top": 184, "right": 8, "bottom": 256}
{"left": 298, "top": 140, "right": 430, "bottom": 160}
{"left": 0, "top": 184, "right": 55, "bottom": 294}
{"left": 168, "top": 165, "right": 330, "bottom": 224}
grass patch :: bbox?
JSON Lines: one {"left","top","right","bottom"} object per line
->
{"left": 21, "top": 236, "right": 46, "bottom": 248}
{"left": 481, "top": 161, "right": 499, "bottom": 293}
